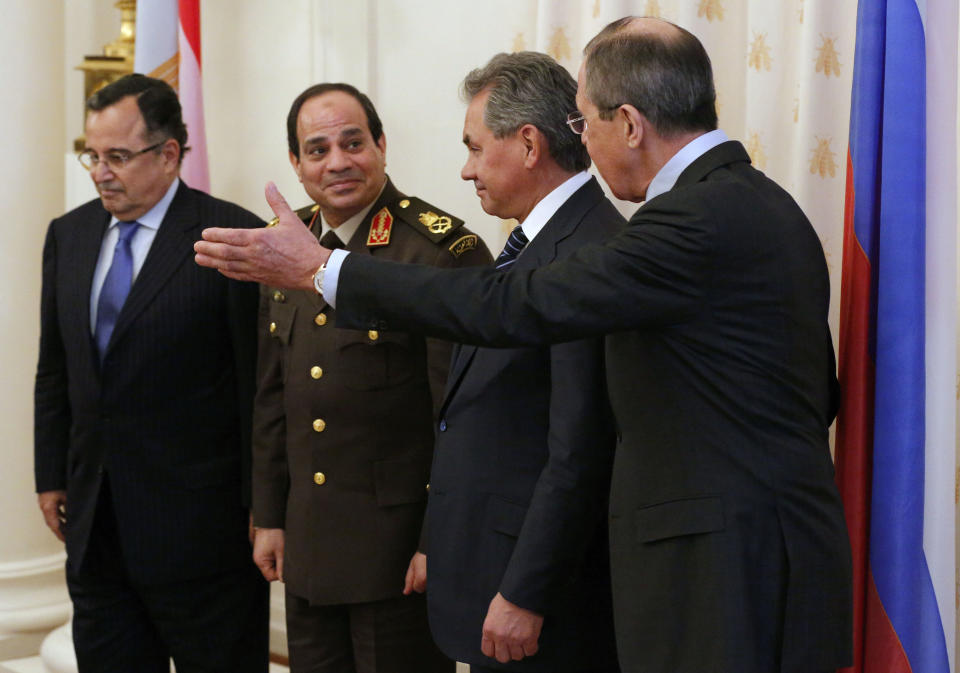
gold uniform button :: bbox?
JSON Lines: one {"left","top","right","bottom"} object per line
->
{"left": 310, "top": 366, "right": 323, "bottom": 379}
{"left": 313, "top": 472, "right": 326, "bottom": 485}
{"left": 315, "top": 313, "right": 328, "bottom": 326}
{"left": 273, "top": 290, "right": 285, "bottom": 303}
{"left": 425, "top": 483, "right": 430, "bottom": 492}
{"left": 399, "top": 199, "right": 410, "bottom": 208}
{"left": 368, "top": 330, "right": 379, "bottom": 341}
{"left": 312, "top": 418, "right": 326, "bottom": 433}
{"left": 269, "top": 322, "right": 277, "bottom": 334}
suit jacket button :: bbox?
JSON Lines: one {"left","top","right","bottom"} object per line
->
{"left": 310, "top": 366, "right": 323, "bottom": 379}
{"left": 313, "top": 472, "right": 326, "bottom": 485}
{"left": 312, "top": 418, "right": 326, "bottom": 433}
{"left": 315, "top": 313, "right": 328, "bottom": 326}
{"left": 439, "top": 419, "right": 447, "bottom": 432}
{"left": 368, "top": 330, "right": 379, "bottom": 341}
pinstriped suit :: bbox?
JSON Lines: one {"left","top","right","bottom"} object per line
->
{"left": 34, "top": 181, "right": 268, "bottom": 671}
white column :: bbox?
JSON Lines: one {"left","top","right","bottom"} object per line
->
{"left": 0, "top": 0, "right": 72, "bottom": 663}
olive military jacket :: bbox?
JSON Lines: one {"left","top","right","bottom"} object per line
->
{"left": 251, "top": 178, "right": 491, "bottom": 604}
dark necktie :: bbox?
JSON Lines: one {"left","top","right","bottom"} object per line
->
{"left": 94, "top": 220, "right": 139, "bottom": 360}
{"left": 494, "top": 224, "right": 529, "bottom": 271}
{"left": 320, "top": 228, "right": 345, "bottom": 250}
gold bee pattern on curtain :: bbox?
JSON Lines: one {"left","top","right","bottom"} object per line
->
{"left": 504, "top": 0, "right": 856, "bottom": 335}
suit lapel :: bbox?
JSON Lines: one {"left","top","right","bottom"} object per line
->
{"left": 520, "top": 177, "right": 604, "bottom": 271}
{"left": 108, "top": 182, "right": 197, "bottom": 352}
{"left": 439, "top": 177, "right": 606, "bottom": 414}
{"left": 71, "top": 209, "right": 111, "bottom": 373}
{"left": 441, "top": 343, "right": 479, "bottom": 413}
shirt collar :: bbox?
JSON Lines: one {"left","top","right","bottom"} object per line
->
{"left": 109, "top": 177, "right": 179, "bottom": 231}
{"left": 645, "top": 129, "right": 729, "bottom": 202}
{"left": 519, "top": 171, "right": 592, "bottom": 242}
{"left": 320, "top": 179, "right": 388, "bottom": 246}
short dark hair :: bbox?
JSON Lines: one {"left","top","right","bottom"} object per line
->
{"left": 86, "top": 73, "right": 190, "bottom": 163}
{"left": 584, "top": 17, "right": 718, "bottom": 137}
{"left": 286, "top": 83, "right": 384, "bottom": 159}
{"left": 461, "top": 52, "right": 590, "bottom": 173}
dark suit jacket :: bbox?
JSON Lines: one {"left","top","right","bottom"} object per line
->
{"left": 34, "top": 181, "right": 262, "bottom": 585}
{"left": 426, "top": 177, "right": 622, "bottom": 671}
{"left": 251, "top": 179, "right": 492, "bottom": 604}
{"left": 333, "top": 142, "right": 853, "bottom": 673}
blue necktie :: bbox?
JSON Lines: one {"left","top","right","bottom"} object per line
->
{"left": 95, "top": 221, "right": 139, "bottom": 360}
{"left": 494, "top": 224, "right": 529, "bottom": 271}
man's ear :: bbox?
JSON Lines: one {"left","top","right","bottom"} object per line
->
{"left": 288, "top": 150, "right": 303, "bottom": 183}
{"left": 620, "top": 105, "right": 645, "bottom": 149}
{"left": 518, "top": 124, "right": 542, "bottom": 169}
{"left": 161, "top": 138, "right": 181, "bottom": 168}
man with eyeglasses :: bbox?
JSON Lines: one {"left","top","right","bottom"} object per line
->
{"left": 35, "top": 73, "right": 268, "bottom": 672}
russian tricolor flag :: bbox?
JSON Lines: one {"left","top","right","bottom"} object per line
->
{"left": 134, "top": 0, "right": 210, "bottom": 193}
{"left": 836, "top": 1, "right": 957, "bottom": 672}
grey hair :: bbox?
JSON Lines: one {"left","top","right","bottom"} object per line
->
{"left": 461, "top": 51, "right": 590, "bottom": 173}
{"left": 583, "top": 16, "right": 717, "bottom": 137}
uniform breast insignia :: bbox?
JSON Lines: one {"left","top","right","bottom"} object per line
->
{"left": 448, "top": 234, "right": 479, "bottom": 258}
{"left": 366, "top": 207, "right": 393, "bottom": 247}
{"left": 418, "top": 210, "right": 453, "bottom": 235}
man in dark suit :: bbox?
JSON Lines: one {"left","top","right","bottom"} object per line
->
{"left": 249, "top": 83, "right": 490, "bottom": 673}
{"left": 35, "top": 74, "right": 268, "bottom": 673}
{"left": 396, "top": 52, "right": 621, "bottom": 672}
{"left": 195, "top": 16, "right": 853, "bottom": 673}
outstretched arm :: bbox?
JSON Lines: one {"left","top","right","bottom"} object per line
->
{"left": 195, "top": 182, "right": 329, "bottom": 290}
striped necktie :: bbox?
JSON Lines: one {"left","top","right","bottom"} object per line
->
{"left": 94, "top": 220, "right": 139, "bottom": 360}
{"left": 494, "top": 224, "right": 529, "bottom": 271}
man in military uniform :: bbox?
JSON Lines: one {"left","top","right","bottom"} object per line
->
{"left": 250, "top": 82, "right": 491, "bottom": 673}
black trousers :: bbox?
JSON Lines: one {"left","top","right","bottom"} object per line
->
{"left": 285, "top": 586, "right": 453, "bottom": 673}
{"left": 66, "top": 483, "right": 269, "bottom": 673}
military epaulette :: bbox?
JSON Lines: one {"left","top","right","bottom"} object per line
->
{"left": 392, "top": 196, "right": 466, "bottom": 244}
{"left": 266, "top": 203, "right": 319, "bottom": 228}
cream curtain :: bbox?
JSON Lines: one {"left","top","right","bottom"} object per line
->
{"left": 507, "top": 0, "right": 857, "bottom": 332}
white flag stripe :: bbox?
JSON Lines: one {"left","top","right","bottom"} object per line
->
{"left": 134, "top": 0, "right": 178, "bottom": 74}
{"left": 921, "top": 1, "right": 958, "bottom": 672}
{"left": 178, "top": 22, "right": 210, "bottom": 192}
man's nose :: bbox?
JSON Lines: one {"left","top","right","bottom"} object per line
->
{"left": 90, "top": 160, "right": 116, "bottom": 181}
{"left": 460, "top": 158, "right": 474, "bottom": 181}
{"left": 326, "top": 146, "right": 352, "bottom": 171}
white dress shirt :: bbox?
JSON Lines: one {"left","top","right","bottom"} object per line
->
{"left": 644, "top": 129, "right": 728, "bottom": 202}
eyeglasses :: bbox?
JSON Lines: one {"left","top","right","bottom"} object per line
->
{"left": 78, "top": 141, "right": 165, "bottom": 172}
{"left": 565, "top": 106, "right": 624, "bottom": 135}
